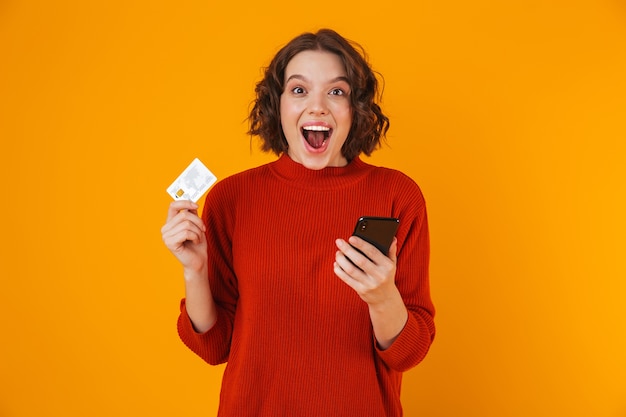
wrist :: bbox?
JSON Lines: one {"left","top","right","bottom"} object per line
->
{"left": 183, "top": 265, "right": 208, "bottom": 282}
{"left": 367, "top": 286, "right": 403, "bottom": 313}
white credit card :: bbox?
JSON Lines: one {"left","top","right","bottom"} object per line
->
{"left": 166, "top": 158, "right": 217, "bottom": 203}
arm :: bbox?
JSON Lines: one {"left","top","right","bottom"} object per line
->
{"left": 333, "top": 194, "right": 435, "bottom": 370}
{"left": 161, "top": 200, "right": 217, "bottom": 333}
{"left": 333, "top": 237, "right": 407, "bottom": 349}
{"left": 165, "top": 189, "right": 239, "bottom": 365}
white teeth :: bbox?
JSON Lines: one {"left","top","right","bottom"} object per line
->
{"left": 302, "top": 125, "right": 330, "bottom": 131}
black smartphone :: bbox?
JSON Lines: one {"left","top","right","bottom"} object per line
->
{"left": 351, "top": 216, "right": 400, "bottom": 256}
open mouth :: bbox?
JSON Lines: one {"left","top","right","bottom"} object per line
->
{"left": 302, "top": 125, "right": 331, "bottom": 149}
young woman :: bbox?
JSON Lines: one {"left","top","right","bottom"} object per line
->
{"left": 161, "top": 28, "right": 435, "bottom": 417}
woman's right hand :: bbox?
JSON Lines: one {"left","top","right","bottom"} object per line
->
{"left": 161, "top": 200, "right": 208, "bottom": 273}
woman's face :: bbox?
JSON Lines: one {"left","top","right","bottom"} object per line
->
{"left": 280, "top": 50, "right": 352, "bottom": 170}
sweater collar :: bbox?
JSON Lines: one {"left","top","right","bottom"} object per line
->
{"left": 268, "top": 153, "right": 374, "bottom": 191}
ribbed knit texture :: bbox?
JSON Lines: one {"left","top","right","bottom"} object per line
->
{"left": 178, "top": 154, "right": 435, "bottom": 417}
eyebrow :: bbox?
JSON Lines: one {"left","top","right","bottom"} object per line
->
{"left": 285, "top": 74, "right": 350, "bottom": 85}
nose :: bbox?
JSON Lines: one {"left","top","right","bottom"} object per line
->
{"left": 308, "top": 92, "right": 328, "bottom": 115}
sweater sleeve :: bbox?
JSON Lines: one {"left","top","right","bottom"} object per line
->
{"left": 176, "top": 181, "right": 239, "bottom": 365}
{"left": 375, "top": 177, "right": 436, "bottom": 371}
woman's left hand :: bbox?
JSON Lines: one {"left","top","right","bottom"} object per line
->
{"left": 333, "top": 236, "right": 399, "bottom": 306}
{"left": 334, "top": 236, "right": 408, "bottom": 349}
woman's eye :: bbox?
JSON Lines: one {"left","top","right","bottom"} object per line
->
{"left": 292, "top": 86, "right": 305, "bottom": 94}
{"left": 330, "top": 88, "right": 346, "bottom": 96}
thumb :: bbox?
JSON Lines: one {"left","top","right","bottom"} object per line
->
{"left": 387, "top": 237, "right": 398, "bottom": 263}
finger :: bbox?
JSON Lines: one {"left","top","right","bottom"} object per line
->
{"left": 334, "top": 249, "right": 365, "bottom": 278}
{"left": 161, "top": 211, "right": 206, "bottom": 240}
{"left": 388, "top": 237, "right": 398, "bottom": 263}
{"left": 175, "top": 210, "right": 206, "bottom": 231}
{"left": 166, "top": 214, "right": 205, "bottom": 236}
{"left": 346, "top": 236, "right": 385, "bottom": 265}
{"left": 166, "top": 200, "right": 199, "bottom": 221}
{"left": 333, "top": 261, "right": 365, "bottom": 291}
{"left": 163, "top": 223, "right": 205, "bottom": 250}
{"left": 335, "top": 239, "right": 369, "bottom": 269}
{"left": 162, "top": 208, "right": 205, "bottom": 236}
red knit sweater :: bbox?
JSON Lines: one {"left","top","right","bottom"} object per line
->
{"left": 178, "top": 154, "right": 435, "bottom": 416}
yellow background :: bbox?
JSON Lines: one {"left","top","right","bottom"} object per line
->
{"left": 1, "top": 0, "right": 625, "bottom": 416}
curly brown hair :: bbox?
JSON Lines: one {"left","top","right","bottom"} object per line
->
{"left": 248, "top": 28, "right": 390, "bottom": 161}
